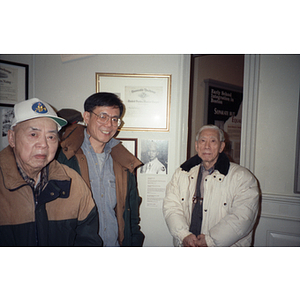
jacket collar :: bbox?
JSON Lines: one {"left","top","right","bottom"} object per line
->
{"left": 60, "top": 124, "right": 142, "bottom": 173}
{"left": 0, "top": 146, "right": 71, "bottom": 191}
{"left": 0, "top": 146, "right": 27, "bottom": 190}
{"left": 111, "top": 142, "right": 142, "bottom": 172}
{"left": 60, "top": 124, "right": 85, "bottom": 160}
{"left": 180, "top": 152, "right": 230, "bottom": 176}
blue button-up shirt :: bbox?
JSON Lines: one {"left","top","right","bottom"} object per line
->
{"left": 81, "top": 130, "right": 120, "bottom": 246}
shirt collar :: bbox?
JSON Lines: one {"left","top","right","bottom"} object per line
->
{"left": 17, "top": 163, "right": 48, "bottom": 194}
{"left": 83, "top": 129, "right": 120, "bottom": 154}
{"left": 200, "top": 164, "right": 214, "bottom": 175}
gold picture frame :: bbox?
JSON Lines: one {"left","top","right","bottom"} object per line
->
{"left": 96, "top": 73, "right": 171, "bottom": 131}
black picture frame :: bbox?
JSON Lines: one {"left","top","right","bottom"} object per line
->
{"left": 0, "top": 59, "right": 29, "bottom": 104}
{"left": 115, "top": 137, "right": 138, "bottom": 157}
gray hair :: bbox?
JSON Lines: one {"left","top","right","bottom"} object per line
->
{"left": 195, "top": 125, "right": 225, "bottom": 142}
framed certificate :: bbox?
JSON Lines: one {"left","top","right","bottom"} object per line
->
{"left": 96, "top": 73, "right": 171, "bottom": 131}
{"left": 0, "top": 60, "right": 29, "bottom": 104}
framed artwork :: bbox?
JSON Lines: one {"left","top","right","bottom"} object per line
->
{"left": 0, "top": 60, "right": 29, "bottom": 104}
{"left": 0, "top": 103, "right": 14, "bottom": 150}
{"left": 140, "top": 139, "right": 168, "bottom": 175}
{"left": 96, "top": 73, "right": 171, "bottom": 131}
{"left": 116, "top": 137, "right": 137, "bottom": 157}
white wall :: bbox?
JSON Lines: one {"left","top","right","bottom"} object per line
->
{"left": 249, "top": 55, "right": 300, "bottom": 246}
{"left": 255, "top": 55, "right": 300, "bottom": 196}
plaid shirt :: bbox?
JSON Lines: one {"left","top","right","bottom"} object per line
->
{"left": 17, "top": 163, "right": 48, "bottom": 203}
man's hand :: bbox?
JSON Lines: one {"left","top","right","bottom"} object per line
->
{"left": 195, "top": 234, "right": 207, "bottom": 247}
{"left": 183, "top": 234, "right": 208, "bottom": 247}
{"left": 182, "top": 234, "right": 199, "bottom": 247}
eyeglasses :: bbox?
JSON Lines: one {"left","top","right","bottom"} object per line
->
{"left": 90, "top": 111, "right": 121, "bottom": 127}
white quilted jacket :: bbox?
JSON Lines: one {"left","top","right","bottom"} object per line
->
{"left": 163, "top": 156, "right": 260, "bottom": 247}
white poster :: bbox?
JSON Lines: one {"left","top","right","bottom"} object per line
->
{"left": 146, "top": 176, "right": 168, "bottom": 208}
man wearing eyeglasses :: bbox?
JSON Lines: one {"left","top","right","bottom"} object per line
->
{"left": 56, "top": 92, "right": 144, "bottom": 247}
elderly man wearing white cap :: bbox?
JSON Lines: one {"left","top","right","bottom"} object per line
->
{"left": 0, "top": 98, "right": 103, "bottom": 246}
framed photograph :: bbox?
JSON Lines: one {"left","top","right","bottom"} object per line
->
{"left": 116, "top": 137, "right": 137, "bottom": 157}
{"left": 96, "top": 73, "right": 171, "bottom": 131}
{"left": 0, "top": 60, "right": 29, "bottom": 104}
{"left": 140, "top": 139, "right": 168, "bottom": 175}
{"left": 0, "top": 103, "right": 14, "bottom": 150}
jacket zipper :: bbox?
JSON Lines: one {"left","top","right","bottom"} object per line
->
{"left": 34, "top": 193, "right": 39, "bottom": 246}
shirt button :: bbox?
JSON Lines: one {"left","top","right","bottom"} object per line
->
{"left": 50, "top": 192, "right": 54, "bottom": 196}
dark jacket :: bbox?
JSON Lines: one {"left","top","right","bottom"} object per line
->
{"left": 56, "top": 124, "right": 144, "bottom": 246}
{"left": 0, "top": 146, "right": 103, "bottom": 246}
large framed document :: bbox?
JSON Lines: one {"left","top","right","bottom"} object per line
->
{"left": 96, "top": 73, "right": 171, "bottom": 131}
{"left": 0, "top": 60, "right": 29, "bottom": 104}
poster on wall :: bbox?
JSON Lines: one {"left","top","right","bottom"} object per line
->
{"left": 204, "top": 79, "right": 243, "bottom": 164}
{"left": 145, "top": 176, "right": 168, "bottom": 208}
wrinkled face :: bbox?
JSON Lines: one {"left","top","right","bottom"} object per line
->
{"left": 148, "top": 144, "right": 158, "bottom": 161}
{"left": 8, "top": 118, "right": 59, "bottom": 178}
{"left": 195, "top": 128, "right": 225, "bottom": 169}
{"left": 83, "top": 106, "right": 120, "bottom": 153}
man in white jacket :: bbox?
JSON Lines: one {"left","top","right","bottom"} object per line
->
{"left": 163, "top": 125, "right": 260, "bottom": 247}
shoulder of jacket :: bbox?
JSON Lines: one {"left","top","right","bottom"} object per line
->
{"left": 174, "top": 164, "right": 199, "bottom": 179}
{"left": 60, "top": 124, "right": 85, "bottom": 159}
{"left": 226, "top": 163, "right": 256, "bottom": 183}
{"left": 49, "top": 160, "right": 77, "bottom": 181}
{"left": 111, "top": 143, "right": 142, "bottom": 172}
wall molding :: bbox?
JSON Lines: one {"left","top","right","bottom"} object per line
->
{"left": 240, "top": 54, "right": 260, "bottom": 173}
{"left": 261, "top": 193, "right": 300, "bottom": 221}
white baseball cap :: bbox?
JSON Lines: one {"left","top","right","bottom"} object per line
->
{"left": 11, "top": 98, "right": 67, "bottom": 131}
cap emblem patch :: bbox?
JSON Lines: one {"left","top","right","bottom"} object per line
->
{"left": 32, "top": 102, "right": 48, "bottom": 114}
